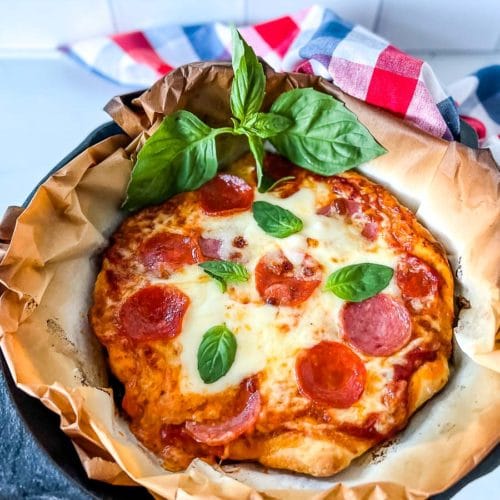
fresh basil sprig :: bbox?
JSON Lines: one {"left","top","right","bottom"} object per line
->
{"left": 197, "top": 324, "right": 237, "bottom": 384}
{"left": 269, "top": 88, "right": 386, "bottom": 175}
{"left": 230, "top": 27, "right": 265, "bottom": 121}
{"left": 199, "top": 260, "right": 249, "bottom": 292}
{"left": 239, "top": 112, "right": 292, "bottom": 138}
{"left": 325, "top": 263, "right": 393, "bottom": 302}
{"left": 123, "top": 111, "right": 222, "bottom": 211}
{"left": 124, "top": 28, "right": 387, "bottom": 211}
{"left": 252, "top": 201, "right": 303, "bottom": 238}
{"left": 247, "top": 134, "right": 265, "bottom": 192}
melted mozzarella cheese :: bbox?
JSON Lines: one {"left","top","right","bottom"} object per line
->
{"left": 164, "top": 187, "right": 407, "bottom": 406}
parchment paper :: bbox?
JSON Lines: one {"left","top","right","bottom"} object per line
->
{"left": 0, "top": 62, "right": 498, "bottom": 499}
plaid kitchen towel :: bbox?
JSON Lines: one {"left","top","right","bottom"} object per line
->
{"left": 63, "top": 4, "right": 499, "bottom": 151}
{"left": 448, "top": 65, "right": 500, "bottom": 160}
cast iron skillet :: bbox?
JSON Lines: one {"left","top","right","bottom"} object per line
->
{"left": 0, "top": 122, "right": 497, "bottom": 499}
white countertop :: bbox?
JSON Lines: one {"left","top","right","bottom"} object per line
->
{"left": 0, "top": 51, "right": 134, "bottom": 214}
{"left": 0, "top": 49, "right": 498, "bottom": 498}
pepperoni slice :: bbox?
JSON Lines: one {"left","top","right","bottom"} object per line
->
{"left": 262, "top": 154, "right": 301, "bottom": 198}
{"left": 140, "top": 232, "right": 201, "bottom": 275}
{"left": 318, "top": 198, "right": 360, "bottom": 217}
{"left": 118, "top": 285, "right": 190, "bottom": 341}
{"left": 199, "top": 174, "right": 253, "bottom": 215}
{"left": 296, "top": 341, "right": 366, "bottom": 408}
{"left": 393, "top": 345, "right": 438, "bottom": 381}
{"left": 341, "top": 294, "right": 411, "bottom": 357}
{"left": 185, "top": 381, "right": 261, "bottom": 446}
{"left": 361, "top": 221, "right": 378, "bottom": 241}
{"left": 255, "top": 250, "right": 322, "bottom": 306}
{"left": 396, "top": 255, "right": 439, "bottom": 300}
{"left": 263, "top": 153, "right": 296, "bottom": 179}
{"left": 198, "top": 236, "right": 222, "bottom": 260}
{"left": 318, "top": 198, "right": 379, "bottom": 241}
{"left": 160, "top": 424, "right": 223, "bottom": 456}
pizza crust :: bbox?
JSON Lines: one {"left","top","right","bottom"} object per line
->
{"left": 407, "top": 356, "right": 449, "bottom": 413}
{"left": 257, "top": 433, "right": 366, "bottom": 477}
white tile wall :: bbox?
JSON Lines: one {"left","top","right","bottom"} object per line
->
{"left": 0, "top": 53, "right": 127, "bottom": 210}
{"left": 0, "top": 0, "right": 498, "bottom": 52}
{"left": 245, "top": 0, "right": 381, "bottom": 30}
{"left": 377, "top": 0, "right": 500, "bottom": 51}
{"left": 109, "top": 0, "right": 245, "bottom": 32}
{"left": 413, "top": 52, "right": 500, "bottom": 85}
{"left": 0, "top": 0, "right": 114, "bottom": 49}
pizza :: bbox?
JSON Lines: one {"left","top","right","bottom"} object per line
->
{"left": 89, "top": 152, "right": 454, "bottom": 477}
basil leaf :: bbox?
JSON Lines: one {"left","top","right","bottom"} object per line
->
{"left": 203, "top": 270, "right": 227, "bottom": 293}
{"left": 199, "top": 260, "right": 249, "bottom": 291}
{"left": 241, "top": 112, "right": 292, "bottom": 138}
{"left": 259, "top": 175, "right": 295, "bottom": 193}
{"left": 230, "top": 27, "right": 266, "bottom": 121}
{"left": 269, "top": 88, "right": 386, "bottom": 175}
{"left": 197, "top": 324, "right": 237, "bottom": 384}
{"left": 325, "top": 263, "right": 393, "bottom": 302}
{"left": 252, "top": 201, "right": 303, "bottom": 238}
{"left": 247, "top": 136, "right": 295, "bottom": 192}
{"left": 247, "top": 134, "right": 265, "bottom": 190}
{"left": 124, "top": 110, "right": 220, "bottom": 211}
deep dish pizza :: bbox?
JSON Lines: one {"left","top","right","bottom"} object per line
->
{"left": 90, "top": 153, "right": 453, "bottom": 477}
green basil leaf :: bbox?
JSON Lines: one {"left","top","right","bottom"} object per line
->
{"left": 241, "top": 112, "right": 292, "bottom": 139}
{"left": 325, "top": 263, "right": 393, "bottom": 302}
{"left": 230, "top": 27, "right": 266, "bottom": 121}
{"left": 259, "top": 174, "right": 295, "bottom": 193}
{"left": 247, "top": 135, "right": 265, "bottom": 190}
{"left": 203, "top": 270, "right": 227, "bottom": 293}
{"left": 197, "top": 324, "right": 237, "bottom": 384}
{"left": 269, "top": 88, "right": 387, "bottom": 175}
{"left": 252, "top": 201, "right": 303, "bottom": 238}
{"left": 124, "top": 110, "right": 220, "bottom": 211}
{"left": 199, "top": 260, "right": 249, "bottom": 290}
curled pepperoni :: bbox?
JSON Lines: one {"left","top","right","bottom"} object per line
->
{"left": 118, "top": 285, "right": 189, "bottom": 341}
{"left": 296, "top": 341, "right": 366, "bottom": 408}
{"left": 396, "top": 255, "right": 439, "bottom": 301}
{"left": 199, "top": 174, "right": 253, "bottom": 215}
{"left": 341, "top": 294, "right": 411, "bottom": 357}
{"left": 140, "top": 232, "right": 201, "bottom": 275}
{"left": 255, "top": 250, "right": 322, "bottom": 306}
{"left": 185, "top": 381, "right": 261, "bottom": 446}
{"left": 160, "top": 424, "right": 223, "bottom": 457}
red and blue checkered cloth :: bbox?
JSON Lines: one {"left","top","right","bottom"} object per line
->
{"left": 63, "top": 5, "right": 499, "bottom": 159}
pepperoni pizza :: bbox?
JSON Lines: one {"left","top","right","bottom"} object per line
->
{"left": 90, "top": 153, "right": 453, "bottom": 476}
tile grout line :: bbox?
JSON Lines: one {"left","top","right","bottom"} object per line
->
{"left": 106, "top": 0, "right": 119, "bottom": 33}
{"left": 373, "top": 0, "right": 384, "bottom": 34}
{"left": 243, "top": 0, "right": 249, "bottom": 25}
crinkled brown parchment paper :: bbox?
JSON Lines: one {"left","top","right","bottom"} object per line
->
{"left": 0, "top": 62, "right": 498, "bottom": 499}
